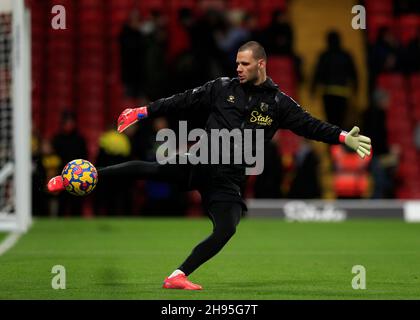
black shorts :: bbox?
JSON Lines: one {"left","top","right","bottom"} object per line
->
{"left": 157, "top": 153, "right": 248, "bottom": 212}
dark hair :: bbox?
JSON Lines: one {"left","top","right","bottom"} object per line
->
{"left": 327, "top": 30, "right": 341, "bottom": 49}
{"left": 238, "top": 41, "right": 267, "bottom": 61}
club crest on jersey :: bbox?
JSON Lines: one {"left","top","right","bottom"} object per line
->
{"left": 260, "top": 102, "right": 269, "bottom": 112}
{"left": 227, "top": 95, "right": 235, "bottom": 103}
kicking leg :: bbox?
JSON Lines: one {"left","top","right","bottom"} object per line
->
{"left": 47, "top": 154, "right": 191, "bottom": 193}
{"left": 97, "top": 160, "right": 188, "bottom": 183}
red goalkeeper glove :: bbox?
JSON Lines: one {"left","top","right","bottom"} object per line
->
{"left": 117, "top": 106, "right": 148, "bottom": 133}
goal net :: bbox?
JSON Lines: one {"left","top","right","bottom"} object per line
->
{"left": 0, "top": 0, "right": 31, "bottom": 232}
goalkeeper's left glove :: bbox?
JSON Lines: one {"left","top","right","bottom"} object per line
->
{"left": 339, "top": 126, "right": 372, "bottom": 159}
{"left": 117, "top": 106, "right": 148, "bottom": 133}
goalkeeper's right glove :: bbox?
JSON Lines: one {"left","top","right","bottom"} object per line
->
{"left": 117, "top": 106, "right": 148, "bottom": 133}
{"left": 339, "top": 126, "right": 372, "bottom": 159}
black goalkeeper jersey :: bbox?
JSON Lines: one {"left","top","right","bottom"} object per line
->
{"left": 146, "top": 77, "right": 343, "bottom": 208}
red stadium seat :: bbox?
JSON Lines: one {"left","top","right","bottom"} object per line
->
{"left": 267, "top": 56, "right": 297, "bottom": 98}
{"left": 367, "top": 14, "right": 394, "bottom": 43}
{"left": 50, "top": 0, "right": 75, "bottom": 8}
{"left": 197, "top": 0, "right": 226, "bottom": 11}
{"left": 228, "top": 0, "right": 256, "bottom": 12}
{"left": 410, "top": 91, "right": 420, "bottom": 111}
{"left": 78, "top": 41, "right": 106, "bottom": 53}
{"left": 331, "top": 145, "right": 370, "bottom": 172}
{"left": 398, "top": 14, "right": 420, "bottom": 45}
{"left": 376, "top": 73, "right": 405, "bottom": 90}
{"left": 333, "top": 173, "right": 369, "bottom": 198}
{"left": 79, "top": 11, "right": 105, "bottom": 22}
{"left": 331, "top": 145, "right": 370, "bottom": 198}
{"left": 78, "top": 0, "right": 104, "bottom": 9}
{"left": 277, "top": 130, "right": 301, "bottom": 156}
{"left": 365, "top": 0, "right": 393, "bottom": 15}
{"left": 109, "top": 0, "right": 135, "bottom": 9}
{"left": 138, "top": 0, "right": 165, "bottom": 17}
{"left": 409, "top": 73, "right": 420, "bottom": 91}
{"left": 78, "top": 26, "right": 106, "bottom": 37}
{"left": 258, "top": 0, "right": 287, "bottom": 28}
{"left": 268, "top": 56, "right": 294, "bottom": 74}
{"left": 169, "top": 0, "right": 197, "bottom": 11}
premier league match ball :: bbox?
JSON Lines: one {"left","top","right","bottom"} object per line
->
{"left": 61, "top": 159, "right": 98, "bottom": 196}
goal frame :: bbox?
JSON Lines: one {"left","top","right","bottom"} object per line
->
{"left": 0, "top": 0, "right": 32, "bottom": 232}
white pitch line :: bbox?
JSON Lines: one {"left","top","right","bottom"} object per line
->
{"left": 0, "top": 232, "right": 22, "bottom": 256}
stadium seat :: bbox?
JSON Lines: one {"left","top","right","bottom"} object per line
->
{"left": 333, "top": 173, "right": 369, "bottom": 198}
{"left": 367, "top": 14, "right": 394, "bottom": 43}
{"left": 138, "top": 0, "right": 165, "bottom": 17}
{"left": 258, "top": 0, "right": 287, "bottom": 28}
{"left": 197, "top": 0, "right": 226, "bottom": 11}
{"left": 109, "top": 0, "right": 135, "bottom": 9}
{"left": 78, "top": 40, "right": 106, "bottom": 51}
{"left": 410, "top": 91, "right": 420, "bottom": 110}
{"left": 277, "top": 130, "right": 301, "bottom": 156}
{"left": 228, "top": 0, "right": 256, "bottom": 12}
{"left": 376, "top": 73, "right": 405, "bottom": 90}
{"left": 409, "top": 73, "right": 420, "bottom": 90}
{"left": 78, "top": 0, "right": 104, "bottom": 9}
{"left": 185, "top": 191, "right": 204, "bottom": 217}
{"left": 79, "top": 11, "right": 106, "bottom": 23}
{"left": 169, "top": 0, "right": 197, "bottom": 10}
{"left": 397, "top": 14, "right": 420, "bottom": 45}
{"left": 268, "top": 56, "right": 295, "bottom": 75}
{"left": 331, "top": 145, "right": 370, "bottom": 198}
{"left": 267, "top": 56, "right": 297, "bottom": 98}
{"left": 365, "top": 0, "right": 393, "bottom": 15}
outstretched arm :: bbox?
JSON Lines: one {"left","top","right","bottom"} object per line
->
{"left": 117, "top": 79, "right": 218, "bottom": 133}
{"left": 278, "top": 93, "right": 371, "bottom": 158}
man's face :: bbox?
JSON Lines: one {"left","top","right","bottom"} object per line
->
{"left": 236, "top": 50, "right": 264, "bottom": 84}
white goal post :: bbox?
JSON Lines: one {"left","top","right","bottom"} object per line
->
{"left": 0, "top": 0, "right": 31, "bottom": 232}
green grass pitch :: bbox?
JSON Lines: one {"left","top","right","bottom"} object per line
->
{"left": 0, "top": 218, "right": 419, "bottom": 299}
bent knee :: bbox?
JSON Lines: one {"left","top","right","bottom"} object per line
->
{"left": 215, "top": 225, "right": 237, "bottom": 239}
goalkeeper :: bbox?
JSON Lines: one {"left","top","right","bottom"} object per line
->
{"left": 47, "top": 41, "right": 371, "bottom": 290}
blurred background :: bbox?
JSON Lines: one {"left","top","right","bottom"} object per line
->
{"left": 3, "top": 0, "right": 420, "bottom": 217}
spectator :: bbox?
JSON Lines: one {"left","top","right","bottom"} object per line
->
{"left": 142, "top": 10, "right": 169, "bottom": 100}
{"left": 402, "top": 27, "right": 420, "bottom": 74}
{"left": 180, "top": 8, "right": 226, "bottom": 84}
{"left": 261, "top": 10, "right": 303, "bottom": 83}
{"left": 141, "top": 118, "right": 187, "bottom": 216}
{"left": 311, "top": 30, "right": 358, "bottom": 128}
{"left": 394, "top": 0, "right": 420, "bottom": 15}
{"left": 52, "top": 111, "right": 88, "bottom": 165}
{"left": 363, "top": 89, "right": 399, "bottom": 198}
{"left": 52, "top": 111, "right": 88, "bottom": 216}
{"left": 216, "top": 10, "right": 251, "bottom": 71}
{"left": 94, "top": 128, "right": 133, "bottom": 216}
{"left": 261, "top": 10, "right": 293, "bottom": 56}
{"left": 368, "top": 26, "right": 402, "bottom": 86}
{"left": 39, "top": 139, "right": 61, "bottom": 216}
{"left": 119, "top": 9, "right": 147, "bottom": 101}
{"left": 31, "top": 131, "right": 52, "bottom": 216}
{"left": 287, "top": 140, "right": 322, "bottom": 199}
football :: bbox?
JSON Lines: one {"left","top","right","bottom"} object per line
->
{"left": 61, "top": 159, "right": 98, "bottom": 196}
